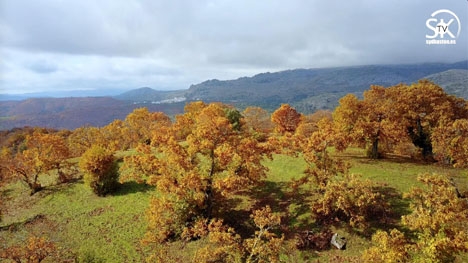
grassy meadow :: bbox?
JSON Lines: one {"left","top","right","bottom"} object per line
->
{"left": 1, "top": 148, "right": 467, "bottom": 262}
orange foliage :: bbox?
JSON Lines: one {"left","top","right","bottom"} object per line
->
{"left": 126, "top": 102, "right": 273, "bottom": 243}
{"left": 271, "top": 104, "right": 302, "bottom": 134}
{"left": 3, "top": 131, "right": 70, "bottom": 194}
{"left": 1, "top": 236, "right": 56, "bottom": 263}
{"left": 334, "top": 81, "right": 468, "bottom": 160}
{"left": 402, "top": 173, "right": 468, "bottom": 262}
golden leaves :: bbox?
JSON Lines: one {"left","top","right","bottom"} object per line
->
{"left": 271, "top": 104, "right": 302, "bottom": 134}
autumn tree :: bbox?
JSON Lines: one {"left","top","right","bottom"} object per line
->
{"left": 190, "top": 206, "right": 285, "bottom": 263}
{"left": 298, "top": 118, "right": 349, "bottom": 190}
{"left": 172, "top": 101, "right": 207, "bottom": 140}
{"left": 333, "top": 86, "right": 404, "bottom": 159}
{"left": 361, "top": 229, "right": 410, "bottom": 263}
{"left": 294, "top": 118, "right": 386, "bottom": 232}
{"left": 3, "top": 132, "right": 71, "bottom": 194}
{"left": 0, "top": 147, "right": 10, "bottom": 222}
{"left": 244, "top": 206, "right": 285, "bottom": 263}
{"left": 243, "top": 106, "right": 274, "bottom": 139}
{"left": 100, "top": 119, "right": 131, "bottom": 151}
{"left": 271, "top": 104, "right": 302, "bottom": 134}
{"left": 402, "top": 173, "right": 468, "bottom": 262}
{"left": 391, "top": 80, "right": 467, "bottom": 160}
{"left": 432, "top": 118, "right": 468, "bottom": 167}
{"left": 79, "top": 145, "right": 119, "bottom": 196}
{"left": 67, "top": 126, "right": 103, "bottom": 157}
{"left": 124, "top": 107, "right": 154, "bottom": 145}
{"left": 0, "top": 236, "right": 57, "bottom": 263}
{"left": 364, "top": 173, "right": 468, "bottom": 262}
{"left": 189, "top": 219, "right": 244, "bottom": 263}
{"left": 334, "top": 81, "right": 468, "bottom": 160}
{"left": 295, "top": 110, "right": 332, "bottom": 140}
{"left": 130, "top": 102, "right": 272, "bottom": 243}
{"left": 311, "top": 173, "right": 388, "bottom": 231}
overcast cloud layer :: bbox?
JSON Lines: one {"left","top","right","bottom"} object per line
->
{"left": 0, "top": 0, "right": 467, "bottom": 94}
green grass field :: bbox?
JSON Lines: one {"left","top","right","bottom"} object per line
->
{"left": 1, "top": 148, "right": 467, "bottom": 262}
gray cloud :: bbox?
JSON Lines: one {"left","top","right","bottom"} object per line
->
{"left": 0, "top": 0, "right": 467, "bottom": 94}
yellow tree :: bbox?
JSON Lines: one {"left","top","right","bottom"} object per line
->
{"left": 191, "top": 206, "right": 285, "bottom": 263}
{"left": 243, "top": 106, "right": 274, "bottom": 137}
{"left": 101, "top": 119, "right": 131, "bottom": 151}
{"left": 67, "top": 126, "right": 103, "bottom": 156}
{"left": 172, "top": 101, "right": 207, "bottom": 140}
{"left": 79, "top": 145, "right": 119, "bottom": 196}
{"left": 334, "top": 81, "right": 468, "bottom": 160}
{"left": 295, "top": 118, "right": 389, "bottom": 232}
{"left": 390, "top": 80, "right": 467, "bottom": 160}
{"left": 333, "top": 86, "right": 404, "bottom": 158}
{"left": 362, "top": 229, "right": 410, "bottom": 263}
{"left": 124, "top": 108, "right": 172, "bottom": 146}
{"left": 432, "top": 118, "right": 468, "bottom": 167}
{"left": 402, "top": 173, "right": 468, "bottom": 262}
{"left": 0, "top": 236, "right": 57, "bottom": 262}
{"left": 295, "top": 110, "right": 333, "bottom": 140}
{"left": 128, "top": 102, "right": 272, "bottom": 243}
{"left": 298, "top": 118, "right": 349, "bottom": 190}
{"left": 271, "top": 104, "right": 302, "bottom": 134}
{"left": 4, "top": 132, "right": 70, "bottom": 194}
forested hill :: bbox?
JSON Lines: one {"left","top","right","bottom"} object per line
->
{"left": 0, "top": 98, "right": 185, "bottom": 130}
{"left": 0, "top": 61, "right": 466, "bottom": 130}
{"left": 185, "top": 61, "right": 468, "bottom": 112}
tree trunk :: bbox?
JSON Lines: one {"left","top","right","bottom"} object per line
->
{"left": 369, "top": 139, "right": 380, "bottom": 159}
{"left": 203, "top": 149, "right": 216, "bottom": 219}
{"left": 30, "top": 182, "right": 43, "bottom": 195}
{"left": 408, "top": 118, "right": 434, "bottom": 161}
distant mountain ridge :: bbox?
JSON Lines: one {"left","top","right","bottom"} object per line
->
{"left": 184, "top": 61, "right": 468, "bottom": 111}
{"left": 425, "top": 69, "right": 468, "bottom": 100}
{"left": 113, "top": 87, "right": 185, "bottom": 103}
{"left": 1, "top": 61, "right": 467, "bottom": 130}
{"left": 0, "top": 97, "right": 185, "bottom": 130}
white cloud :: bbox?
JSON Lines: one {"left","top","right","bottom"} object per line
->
{"left": 0, "top": 0, "right": 467, "bottom": 94}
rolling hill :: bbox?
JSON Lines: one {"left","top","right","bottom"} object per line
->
{"left": 0, "top": 97, "right": 185, "bottom": 130}
{"left": 184, "top": 61, "right": 468, "bottom": 112}
{"left": 0, "top": 61, "right": 466, "bottom": 130}
{"left": 425, "top": 69, "right": 468, "bottom": 100}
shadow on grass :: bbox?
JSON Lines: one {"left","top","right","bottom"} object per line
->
{"left": 113, "top": 181, "right": 155, "bottom": 196}
{"left": 218, "top": 196, "right": 254, "bottom": 239}
{"left": 336, "top": 150, "right": 431, "bottom": 166}
{"left": 375, "top": 185, "right": 411, "bottom": 222}
{"left": 370, "top": 185, "right": 416, "bottom": 238}
{"left": 244, "top": 180, "right": 312, "bottom": 238}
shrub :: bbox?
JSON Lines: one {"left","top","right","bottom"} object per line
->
{"left": 0, "top": 236, "right": 57, "bottom": 262}
{"left": 79, "top": 145, "right": 119, "bottom": 196}
{"left": 311, "top": 173, "right": 389, "bottom": 231}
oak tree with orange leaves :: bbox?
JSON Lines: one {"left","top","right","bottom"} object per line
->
{"left": 333, "top": 85, "right": 403, "bottom": 159}
{"left": 402, "top": 173, "right": 468, "bottom": 262}
{"left": 0, "top": 236, "right": 57, "bottom": 263}
{"left": 334, "top": 81, "right": 468, "bottom": 160}
{"left": 124, "top": 102, "right": 272, "bottom": 243}
{"left": 271, "top": 104, "right": 302, "bottom": 134}
{"left": 243, "top": 106, "right": 274, "bottom": 139}
{"left": 432, "top": 118, "right": 468, "bottom": 167}
{"left": 3, "top": 131, "right": 71, "bottom": 194}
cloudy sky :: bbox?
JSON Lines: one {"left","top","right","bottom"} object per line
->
{"left": 0, "top": 0, "right": 467, "bottom": 95}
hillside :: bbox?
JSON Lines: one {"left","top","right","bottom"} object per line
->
{"left": 113, "top": 87, "right": 186, "bottom": 103}
{"left": 1, "top": 61, "right": 467, "bottom": 130}
{"left": 185, "top": 61, "right": 468, "bottom": 112}
{"left": 0, "top": 97, "right": 185, "bottom": 130}
{"left": 1, "top": 150, "right": 467, "bottom": 262}
{"left": 425, "top": 69, "right": 468, "bottom": 99}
